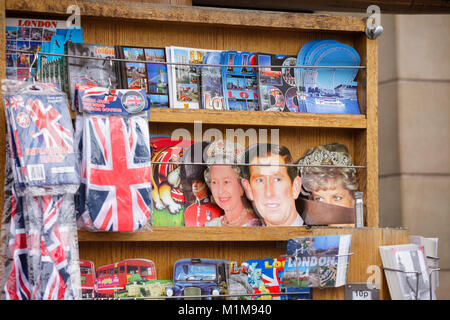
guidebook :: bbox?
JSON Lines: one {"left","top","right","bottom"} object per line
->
{"left": 281, "top": 235, "right": 352, "bottom": 288}
{"left": 6, "top": 17, "right": 83, "bottom": 81}
{"left": 166, "top": 46, "right": 220, "bottom": 109}
{"left": 66, "top": 42, "right": 121, "bottom": 104}
{"left": 256, "top": 53, "right": 303, "bottom": 112}
{"left": 117, "top": 46, "right": 169, "bottom": 108}
{"left": 221, "top": 50, "right": 259, "bottom": 111}
{"left": 200, "top": 51, "right": 224, "bottom": 110}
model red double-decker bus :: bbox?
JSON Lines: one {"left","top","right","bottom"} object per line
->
{"left": 80, "top": 259, "right": 96, "bottom": 299}
{"left": 95, "top": 259, "right": 157, "bottom": 298}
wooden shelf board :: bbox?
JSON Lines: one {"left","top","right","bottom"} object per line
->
{"left": 77, "top": 226, "right": 405, "bottom": 242}
{"left": 149, "top": 108, "right": 367, "bottom": 129}
{"left": 6, "top": 0, "right": 365, "bottom": 32}
{"left": 78, "top": 226, "right": 314, "bottom": 242}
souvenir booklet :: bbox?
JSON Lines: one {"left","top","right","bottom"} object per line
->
{"left": 256, "top": 53, "right": 305, "bottom": 112}
{"left": 117, "top": 46, "right": 169, "bottom": 108}
{"left": 221, "top": 51, "right": 259, "bottom": 111}
{"left": 295, "top": 40, "right": 361, "bottom": 115}
{"left": 150, "top": 136, "right": 193, "bottom": 227}
{"left": 38, "top": 27, "right": 83, "bottom": 93}
{"left": 40, "top": 58, "right": 67, "bottom": 93}
{"left": 281, "top": 235, "right": 352, "bottom": 288}
{"left": 379, "top": 244, "right": 435, "bottom": 300}
{"left": 241, "top": 258, "right": 311, "bottom": 300}
{"left": 200, "top": 52, "right": 225, "bottom": 110}
{"left": 6, "top": 17, "right": 83, "bottom": 81}
{"left": 66, "top": 42, "right": 121, "bottom": 104}
{"left": 166, "top": 46, "right": 220, "bottom": 109}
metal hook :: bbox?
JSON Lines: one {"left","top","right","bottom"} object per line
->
{"left": 27, "top": 52, "right": 40, "bottom": 90}
{"left": 104, "top": 56, "right": 113, "bottom": 95}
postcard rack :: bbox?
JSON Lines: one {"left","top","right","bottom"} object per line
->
{"left": 96, "top": 291, "right": 310, "bottom": 301}
{"left": 0, "top": 0, "right": 412, "bottom": 300}
{"left": 382, "top": 266, "right": 440, "bottom": 300}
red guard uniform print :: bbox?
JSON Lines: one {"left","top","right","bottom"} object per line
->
{"left": 184, "top": 198, "right": 223, "bottom": 227}
{"left": 86, "top": 115, "right": 152, "bottom": 232}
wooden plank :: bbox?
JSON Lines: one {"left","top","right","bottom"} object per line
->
{"left": 0, "top": 0, "right": 6, "bottom": 299}
{"left": 78, "top": 227, "right": 410, "bottom": 298}
{"left": 364, "top": 37, "right": 379, "bottom": 227}
{"left": 6, "top": 0, "right": 365, "bottom": 32}
{"left": 78, "top": 226, "right": 315, "bottom": 241}
{"left": 193, "top": 0, "right": 450, "bottom": 14}
{"left": 149, "top": 108, "right": 367, "bottom": 129}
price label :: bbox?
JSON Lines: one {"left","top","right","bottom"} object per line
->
{"left": 352, "top": 290, "right": 372, "bottom": 300}
{"left": 345, "top": 283, "right": 379, "bottom": 300}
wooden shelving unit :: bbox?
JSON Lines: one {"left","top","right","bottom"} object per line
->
{"left": 0, "top": 0, "right": 409, "bottom": 300}
{"left": 149, "top": 108, "right": 367, "bottom": 129}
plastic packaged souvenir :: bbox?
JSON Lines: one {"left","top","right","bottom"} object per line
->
{"left": 1, "top": 140, "right": 81, "bottom": 300}
{"left": 76, "top": 87, "right": 152, "bottom": 232}
{"left": 2, "top": 79, "right": 80, "bottom": 196}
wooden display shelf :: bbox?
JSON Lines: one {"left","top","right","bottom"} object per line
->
{"left": 6, "top": 0, "right": 365, "bottom": 32}
{"left": 78, "top": 227, "right": 410, "bottom": 300}
{"left": 78, "top": 226, "right": 316, "bottom": 242}
{"left": 77, "top": 226, "right": 407, "bottom": 243}
{"left": 149, "top": 108, "right": 367, "bottom": 129}
{"left": 0, "top": 0, "right": 399, "bottom": 301}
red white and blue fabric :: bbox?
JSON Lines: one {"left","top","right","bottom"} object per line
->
{"left": 2, "top": 93, "right": 79, "bottom": 190}
{"left": 84, "top": 115, "right": 152, "bottom": 231}
{"left": 28, "top": 195, "right": 78, "bottom": 300}
{"left": 4, "top": 188, "right": 31, "bottom": 300}
{"left": 74, "top": 115, "right": 94, "bottom": 230}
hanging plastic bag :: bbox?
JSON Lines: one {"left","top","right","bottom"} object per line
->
{"left": 1, "top": 80, "right": 81, "bottom": 300}
{"left": 23, "top": 194, "right": 81, "bottom": 300}
{"left": 1, "top": 79, "right": 80, "bottom": 196}
{"left": 76, "top": 86, "right": 152, "bottom": 232}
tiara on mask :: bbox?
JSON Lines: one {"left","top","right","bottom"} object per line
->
{"left": 205, "top": 140, "right": 244, "bottom": 166}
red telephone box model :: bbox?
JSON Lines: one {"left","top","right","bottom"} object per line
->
{"left": 95, "top": 259, "right": 157, "bottom": 298}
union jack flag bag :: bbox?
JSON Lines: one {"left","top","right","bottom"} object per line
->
{"left": 2, "top": 80, "right": 80, "bottom": 195}
{"left": 77, "top": 87, "right": 152, "bottom": 232}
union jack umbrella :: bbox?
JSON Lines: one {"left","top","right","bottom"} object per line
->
{"left": 84, "top": 114, "right": 152, "bottom": 231}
